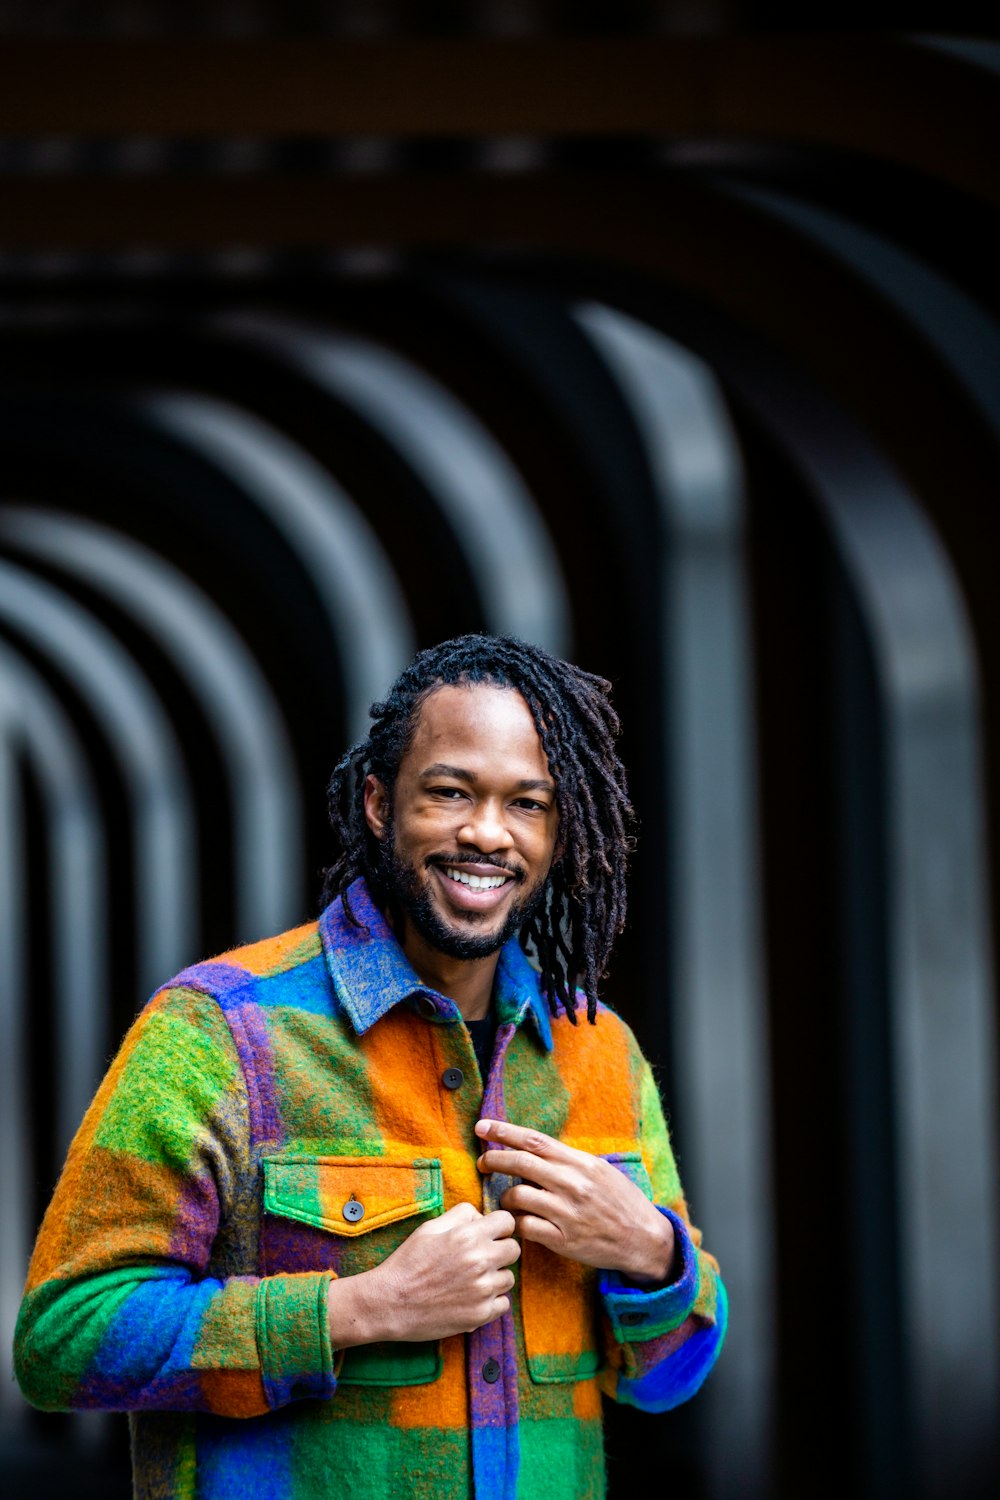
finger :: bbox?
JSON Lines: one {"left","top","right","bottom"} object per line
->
{"left": 494, "top": 1236, "right": 522, "bottom": 1266}
{"left": 500, "top": 1183, "right": 559, "bottom": 1221}
{"left": 476, "top": 1119, "right": 577, "bottom": 1162}
{"left": 483, "top": 1209, "right": 517, "bottom": 1238}
{"left": 516, "top": 1214, "right": 565, "bottom": 1251}
{"left": 478, "top": 1148, "right": 573, "bottom": 1192}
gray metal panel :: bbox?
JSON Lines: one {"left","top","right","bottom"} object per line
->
{"left": 577, "top": 302, "right": 775, "bottom": 1500}
{"left": 736, "top": 368, "right": 996, "bottom": 1498}
{"left": 717, "top": 183, "right": 999, "bottom": 1495}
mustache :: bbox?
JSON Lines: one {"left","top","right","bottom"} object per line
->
{"left": 425, "top": 853, "right": 526, "bottom": 883}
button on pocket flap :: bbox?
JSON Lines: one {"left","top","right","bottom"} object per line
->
{"left": 262, "top": 1156, "right": 443, "bottom": 1237}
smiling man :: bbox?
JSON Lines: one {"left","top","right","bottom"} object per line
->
{"left": 16, "top": 634, "right": 726, "bottom": 1500}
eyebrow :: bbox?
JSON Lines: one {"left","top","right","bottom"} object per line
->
{"left": 419, "top": 763, "right": 555, "bottom": 794}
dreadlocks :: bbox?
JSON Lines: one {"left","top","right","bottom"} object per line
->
{"left": 321, "top": 634, "right": 635, "bottom": 1023}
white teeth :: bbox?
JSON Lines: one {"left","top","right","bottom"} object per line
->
{"left": 444, "top": 867, "right": 510, "bottom": 891}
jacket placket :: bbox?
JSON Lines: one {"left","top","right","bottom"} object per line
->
{"left": 468, "top": 1017, "right": 521, "bottom": 1500}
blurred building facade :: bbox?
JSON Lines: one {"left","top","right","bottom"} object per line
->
{"left": 0, "top": 7, "right": 997, "bottom": 1498}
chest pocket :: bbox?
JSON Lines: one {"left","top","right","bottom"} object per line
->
{"left": 520, "top": 1150, "right": 653, "bottom": 1384}
{"left": 261, "top": 1154, "right": 444, "bottom": 1386}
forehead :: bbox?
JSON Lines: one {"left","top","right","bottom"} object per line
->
{"left": 403, "top": 683, "right": 549, "bottom": 775}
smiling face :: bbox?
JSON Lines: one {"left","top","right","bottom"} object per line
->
{"left": 363, "top": 682, "right": 560, "bottom": 962}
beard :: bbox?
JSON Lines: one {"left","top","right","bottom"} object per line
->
{"left": 375, "top": 824, "right": 549, "bottom": 961}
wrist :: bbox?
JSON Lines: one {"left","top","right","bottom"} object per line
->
{"left": 623, "top": 1207, "right": 676, "bottom": 1285}
{"left": 327, "top": 1266, "right": 394, "bottom": 1348}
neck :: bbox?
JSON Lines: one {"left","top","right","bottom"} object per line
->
{"left": 399, "top": 926, "right": 498, "bottom": 1022}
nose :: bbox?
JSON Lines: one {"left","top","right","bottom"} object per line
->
{"left": 457, "top": 799, "right": 514, "bottom": 853}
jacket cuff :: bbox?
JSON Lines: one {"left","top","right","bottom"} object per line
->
{"left": 256, "top": 1271, "right": 336, "bottom": 1407}
{"left": 599, "top": 1208, "right": 699, "bottom": 1343}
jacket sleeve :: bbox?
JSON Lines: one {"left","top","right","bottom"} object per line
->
{"left": 14, "top": 986, "right": 336, "bottom": 1419}
{"left": 597, "top": 1052, "right": 728, "bottom": 1411}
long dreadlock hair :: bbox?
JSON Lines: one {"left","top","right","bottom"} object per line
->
{"left": 320, "top": 634, "right": 635, "bottom": 1023}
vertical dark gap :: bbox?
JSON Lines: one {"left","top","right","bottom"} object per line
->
{"left": 828, "top": 557, "right": 913, "bottom": 1499}
{"left": 741, "top": 409, "right": 857, "bottom": 1498}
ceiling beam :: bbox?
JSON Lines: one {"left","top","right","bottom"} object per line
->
{"left": 0, "top": 39, "right": 994, "bottom": 203}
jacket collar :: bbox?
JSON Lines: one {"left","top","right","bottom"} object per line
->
{"left": 320, "top": 876, "right": 553, "bottom": 1052}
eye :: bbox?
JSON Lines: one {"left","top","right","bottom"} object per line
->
{"left": 430, "top": 786, "right": 466, "bottom": 800}
{"left": 513, "top": 797, "right": 549, "bottom": 812}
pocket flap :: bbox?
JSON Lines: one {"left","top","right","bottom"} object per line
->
{"left": 606, "top": 1151, "right": 654, "bottom": 1200}
{"left": 262, "top": 1155, "right": 443, "bottom": 1237}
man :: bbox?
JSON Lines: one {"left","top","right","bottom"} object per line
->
{"left": 16, "top": 633, "right": 726, "bottom": 1500}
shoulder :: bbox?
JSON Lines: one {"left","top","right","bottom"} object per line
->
{"left": 547, "top": 995, "right": 648, "bottom": 1090}
{"left": 208, "top": 918, "right": 322, "bottom": 978}
{"left": 146, "top": 918, "right": 324, "bottom": 1013}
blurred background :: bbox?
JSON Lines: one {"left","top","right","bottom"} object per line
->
{"left": 0, "top": 4, "right": 997, "bottom": 1498}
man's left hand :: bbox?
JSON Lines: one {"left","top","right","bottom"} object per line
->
{"left": 475, "top": 1118, "right": 675, "bottom": 1284}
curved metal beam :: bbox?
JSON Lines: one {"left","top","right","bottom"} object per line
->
{"left": 718, "top": 350, "right": 998, "bottom": 1500}
{"left": 217, "top": 312, "right": 571, "bottom": 655}
{"left": 0, "top": 645, "right": 106, "bottom": 1424}
{"left": 139, "top": 392, "right": 414, "bottom": 742}
{"left": 0, "top": 506, "right": 305, "bottom": 937}
{"left": 577, "top": 301, "right": 774, "bottom": 1500}
{"left": 718, "top": 183, "right": 1000, "bottom": 446}
{"left": 0, "top": 558, "right": 197, "bottom": 996}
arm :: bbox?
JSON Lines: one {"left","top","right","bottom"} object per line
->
{"left": 596, "top": 1060, "right": 728, "bottom": 1411}
{"left": 14, "top": 987, "right": 333, "bottom": 1419}
{"left": 475, "top": 1061, "right": 727, "bottom": 1412}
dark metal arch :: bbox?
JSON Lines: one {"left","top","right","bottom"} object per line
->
{"left": 0, "top": 505, "right": 306, "bottom": 938}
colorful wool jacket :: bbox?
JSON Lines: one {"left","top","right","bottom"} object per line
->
{"left": 15, "top": 878, "right": 726, "bottom": 1500}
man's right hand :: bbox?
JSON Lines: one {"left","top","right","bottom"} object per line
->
{"left": 327, "top": 1202, "right": 520, "bottom": 1348}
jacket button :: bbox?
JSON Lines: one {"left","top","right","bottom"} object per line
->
{"left": 342, "top": 1197, "right": 365, "bottom": 1223}
{"left": 442, "top": 1067, "right": 464, "bottom": 1091}
{"left": 620, "top": 1310, "right": 646, "bottom": 1326}
{"left": 481, "top": 1357, "right": 501, "bottom": 1383}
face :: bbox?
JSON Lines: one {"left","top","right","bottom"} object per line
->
{"left": 364, "top": 683, "right": 560, "bottom": 960}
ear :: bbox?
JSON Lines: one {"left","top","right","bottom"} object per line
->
{"left": 363, "top": 775, "right": 390, "bottom": 840}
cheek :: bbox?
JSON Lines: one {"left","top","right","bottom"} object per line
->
{"left": 397, "top": 804, "right": 459, "bottom": 847}
{"left": 522, "top": 826, "right": 559, "bottom": 872}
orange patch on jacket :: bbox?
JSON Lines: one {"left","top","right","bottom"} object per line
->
{"left": 201, "top": 1368, "right": 270, "bottom": 1418}
{"left": 572, "top": 1375, "right": 602, "bottom": 1420}
{"left": 222, "top": 922, "right": 320, "bottom": 977}
{"left": 548, "top": 1009, "right": 637, "bottom": 1146}
{"left": 360, "top": 1007, "right": 448, "bottom": 1150}
{"left": 391, "top": 1334, "right": 468, "bottom": 1429}
{"left": 520, "top": 1240, "right": 600, "bottom": 1367}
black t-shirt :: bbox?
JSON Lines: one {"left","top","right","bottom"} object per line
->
{"left": 465, "top": 1009, "right": 497, "bottom": 1086}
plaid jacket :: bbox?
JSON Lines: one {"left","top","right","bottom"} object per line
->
{"left": 15, "top": 878, "right": 726, "bottom": 1500}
